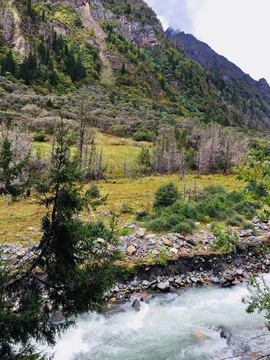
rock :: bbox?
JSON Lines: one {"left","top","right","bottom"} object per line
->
{"left": 145, "top": 234, "right": 156, "bottom": 239}
{"left": 97, "top": 238, "right": 105, "bottom": 243}
{"left": 8, "top": 255, "right": 18, "bottom": 266}
{"left": 157, "top": 282, "right": 170, "bottom": 292}
{"left": 195, "top": 222, "right": 200, "bottom": 226}
{"left": 174, "top": 234, "right": 186, "bottom": 240}
{"left": 242, "top": 272, "right": 251, "bottom": 279}
{"left": 211, "top": 277, "right": 220, "bottom": 284}
{"left": 145, "top": 295, "right": 153, "bottom": 304}
{"left": 127, "top": 246, "right": 136, "bottom": 255}
{"left": 169, "top": 286, "right": 177, "bottom": 293}
{"left": 170, "top": 248, "right": 178, "bottom": 255}
{"left": 28, "top": 227, "right": 33, "bottom": 231}
{"left": 136, "top": 228, "right": 146, "bottom": 237}
{"left": 142, "top": 280, "right": 149, "bottom": 287}
{"left": 163, "top": 238, "right": 172, "bottom": 246}
{"left": 193, "top": 332, "right": 206, "bottom": 339}
{"left": 131, "top": 299, "right": 140, "bottom": 312}
{"left": 186, "top": 238, "right": 197, "bottom": 246}
{"left": 140, "top": 293, "right": 148, "bottom": 298}
{"left": 152, "top": 249, "right": 160, "bottom": 256}
{"left": 175, "top": 275, "right": 185, "bottom": 285}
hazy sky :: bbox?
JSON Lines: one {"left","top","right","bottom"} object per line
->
{"left": 147, "top": 0, "right": 270, "bottom": 84}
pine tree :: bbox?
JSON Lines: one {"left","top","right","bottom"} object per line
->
{"left": 27, "top": 0, "right": 32, "bottom": 16}
{"left": 0, "top": 136, "right": 30, "bottom": 199}
{"left": 0, "top": 122, "right": 121, "bottom": 358}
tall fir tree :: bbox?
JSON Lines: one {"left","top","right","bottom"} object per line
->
{"left": 0, "top": 122, "right": 121, "bottom": 358}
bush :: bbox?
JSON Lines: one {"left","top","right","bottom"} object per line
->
{"left": 75, "top": 17, "right": 83, "bottom": 27}
{"left": 85, "top": 184, "right": 100, "bottom": 199}
{"left": 211, "top": 226, "right": 238, "bottom": 253}
{"left": 136, "top": 210, "right": 149, "bottom": 221}
{"left": 33, "top": 130, "right": 46, "bottom": 142}
{"left": 113, "top": 125, "right": 125, "bottom": 137}
{"left": 227, "top": 214, "right": 243, "bottom": 227}
{"left": 143, "top": 184, "right": 262, "bottom": 235}
{"left": 132, "top": 127, "right": 155, "bottom": 142}
{"left": 153, "top": 182, "right": 180, "bottom": 208}
{"left": 120, "top": 203, "right": 133, "bottom": 213}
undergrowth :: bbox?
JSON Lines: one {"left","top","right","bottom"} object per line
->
{"left": 143, "top": 184, "right": 262, "bottom": 234}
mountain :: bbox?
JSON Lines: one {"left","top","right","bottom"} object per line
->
{"left": 0, "top": 0, "right": 270, "bottom": 132}
{"left": 166, "top": 27, "right": 270, "bottom": 128}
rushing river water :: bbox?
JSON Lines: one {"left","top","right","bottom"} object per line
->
{"left": 47, "top": 275, "right": 270, "bottom": 360}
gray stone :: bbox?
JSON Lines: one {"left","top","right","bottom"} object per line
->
{"left": 211, "top": 277, "right": 220, "bottom": 284}
{"left": 131, "top": 299, "right": 140, "bottom": 312}
{"left": 157, "top": 282, "right": 170, "bottom": 292}
{"left": 142, "top": 280, "right": 149, "bottom": 287}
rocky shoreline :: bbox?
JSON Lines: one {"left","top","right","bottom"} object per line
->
{"left": 2, "top": 217, "right": 270, "bottom": 306}
{"left": 104, "top": 217, "right": 270, "bottom": 302}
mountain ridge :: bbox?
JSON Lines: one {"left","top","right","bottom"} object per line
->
{"left": 165, "top": 27, "right": 270, "bottom": 100}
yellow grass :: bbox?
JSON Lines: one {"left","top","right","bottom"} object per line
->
{"left": 0, "top": 173, "right": 243, "bottom": 247}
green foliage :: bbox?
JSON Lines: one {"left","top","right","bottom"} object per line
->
{"left": 120, "top": 203, "right": 134, "bottom": 213}
{"left": 153, "top": 182, "right": 180, "bottom": 208}
{"left": 120, "top": 227, "right": 131, "bottom": 236}
{"left": 211, "top": 225, "right": 239, "bottom": 253}
{"left": 137, "top": 147, "right": 152, "bottom": 174}
{"left": 133, "top": 127, "right": 155, "bottom": 142}
{"left": 136, "top": 210, "right": 149, "bottom": 221}
{"left": 144, "top": 184, "right": 261, "bottom": 234}
{"left": 243, "top": 275, "right": 270, "bottom": 328}
{"left": 33, "top": 130, "right": 46, "bottom": 142}
{"left": 236, "top": 149, "right": 270, "bottom": 205}
{"left": 74, "top": 16, "right": 83, "bottom": 27}
{"left": 157, "top": 246, "right": 170, "bottom": 266}
{"left": 0, "top": 136, "right": 30, "bottom": 198}
{"left": 113, "top": 125, "right": 125, "bottom": 137}
{"left": 85, "top": 183, "right": 100, "bottom": 199}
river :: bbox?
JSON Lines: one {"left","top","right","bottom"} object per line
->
{"left": 46, "top": 275, "right": 270, "bottom": 360}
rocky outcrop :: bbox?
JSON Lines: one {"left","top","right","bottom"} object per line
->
{"left": 118, "top": 17, "right": 163, "bottom": 48}
{"left": 0, "top": 0, "right": 29, "bottom": 53}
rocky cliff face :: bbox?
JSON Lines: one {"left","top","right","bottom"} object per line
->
{"left": 166, "top": 27, "right": 270, "bottom": 101}
{"left": 0, "top": 0, "right": 29, "bottom": 53}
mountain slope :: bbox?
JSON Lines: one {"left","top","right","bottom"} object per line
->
{"left": 166, "top": 27, "right": 270, "bottom": 128}
{"left": 0, "top": 0, "right": 270, "bottom": 132}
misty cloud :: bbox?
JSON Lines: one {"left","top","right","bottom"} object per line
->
{"left": 146, "top": 0, "right": 194, "bottom": 33}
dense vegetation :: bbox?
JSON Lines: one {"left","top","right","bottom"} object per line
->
{"left": 0, "top": 0, "right": 268, "bottom": 131}
{"left": 139, "top": 183, "right": 262, "bottom": 234}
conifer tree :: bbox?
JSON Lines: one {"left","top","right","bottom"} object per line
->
{"left": 0, "top": 136, "right": 30, "bottom": 199}
{"left": 0, "top": 122, "right": 121, "bottom": 358}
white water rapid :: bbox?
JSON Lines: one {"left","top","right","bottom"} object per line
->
{"left": 46, "top": 275, "right": 270, "bottom": 360}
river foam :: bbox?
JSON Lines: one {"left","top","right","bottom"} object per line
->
{"left": 46, "top": 275, "right": 270, "bottom": 360}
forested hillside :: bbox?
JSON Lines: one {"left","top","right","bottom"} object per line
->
{"left": 0, "top": 0, "right": 270, "bottom": 132}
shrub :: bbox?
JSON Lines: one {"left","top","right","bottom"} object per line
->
{"left": 75, "top": 17, "right": 83, "bottom": 27}
{"left": 211, "top": 226, "right": 239, "bottom": 253}
{"left": 136, "top": 210, "right": 149, "bottom": 221}
{"left": 113, "top": 125, "right": 125, "bottom": 137}
{"left": 120, "top": 203, "right": 133, "bottom": 213}
{"left": 85, "top": 184, "right": 100, "bottom": 199}
{"left": 132, "top": 127, "right": 155, "bottom": 142}
{"left": 153, "top": 182, "right": 180, "bottom": 208}
{"left": 227, "top": 214, "right": 243, "bottom": 227}
{"left": 33, "top": 130, "right": 46, "bottom": 142}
